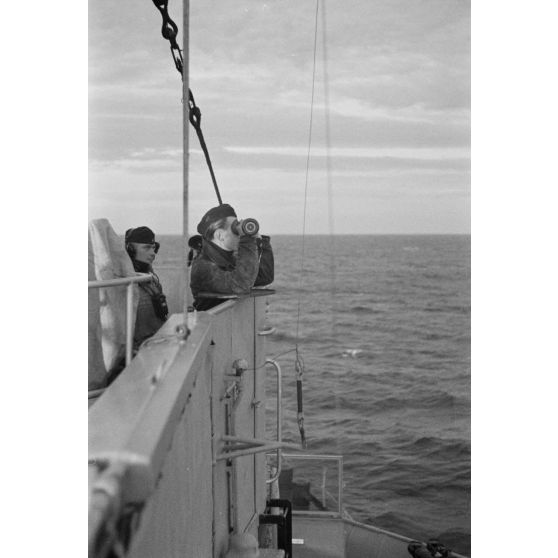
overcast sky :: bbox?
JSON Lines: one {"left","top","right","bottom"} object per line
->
{"left": 89, "top": 0, "right": 470, "bottom": 235}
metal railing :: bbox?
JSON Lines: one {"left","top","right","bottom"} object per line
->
{"left": 281, "top": 454, "right": 344, "bottom": 517}
{"left": 88, "top": 274, "right": 152, "bottom": 367}
{"left": 214, "top": 357, "right": 304, "bottom": 464}
{"left": 265, "top": 358, "right": 283, "bottom": 484}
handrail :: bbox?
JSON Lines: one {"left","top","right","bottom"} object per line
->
{"left": 88, "top": 274, "right": 152, "bottom": 289}
{"left": 88, "top": 274, "right": 153, "bottom": 366}
{"left": 281, "top": 453, "right": 344, "bottom": 516}
{"left": 216, "top": 440, "right": 300, "bottom": 462}
{"left": 265, "top": 358, "right": 282, "bottom": 484}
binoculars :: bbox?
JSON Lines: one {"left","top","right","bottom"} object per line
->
{"left": 152, "top": 292, "right": 169, "bottom": 320}
{"left": 231, "top": 218, "right": 259, "bottom": 236}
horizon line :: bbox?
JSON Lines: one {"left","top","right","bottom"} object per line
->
{"left": 154, "top": 232, "right": 472, "bottom": 237}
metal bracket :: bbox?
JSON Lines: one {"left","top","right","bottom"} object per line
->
{"left": 220, "top": 358, "right": 250, "bottom": 404}
{"left": 214, "top": 435, "right": 300, "bottom": 463}
{"left": 222, "top": 378, "right": 241, "bottom": 404}
{"left": 231, "top": 358, "right": 248, "bottom": 376}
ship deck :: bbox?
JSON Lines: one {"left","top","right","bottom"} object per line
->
{"left": 292, "top": 516, "right": 346, "bottom": 557}
{"left": 291, "top": 514, "right": 466, "bottom": 558}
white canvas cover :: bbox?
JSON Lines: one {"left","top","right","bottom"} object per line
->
{"left": 88, "top": 219, "right": 139, "bottom": 387}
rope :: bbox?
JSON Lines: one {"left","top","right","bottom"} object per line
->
{"left": 291, "top": 0, "right": 321, "bottom": 450}
{"left": 152, "top": 0, "right": 223, "bottom": 205}
{"left": 321, "top": 1, "right": 337, "bottom": 299}
{"left": 320, "top": 1, "right": 342, "bottom": 458}
{"left": 291, "top": 1, "right": 337, "bottom": 451}
{"left": 295, "top": 0, "right": 320, "bottom": 346}
{"left": 188, "top": 91, "right": 223, "bottom": 204}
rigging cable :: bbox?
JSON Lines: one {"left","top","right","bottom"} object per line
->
{"left": 294, "top": 1, "right": 338, "bottom": 451}
{"left": 321, "top": 1, "right": 337, "bottom": 313}
{"left": 151, "top": 0, "right": 223, "bottom": 205}
{"left": 320, "top": 0, "right": 341, "bottom": 459}
{"left": 321, "top": 1, "right": 343, "bottom": 461}
{"left": 295, "top": 0, "right": 320, "bottom": 343}
{"left": 293, "top": 0, "right": 321, "bottom": 449}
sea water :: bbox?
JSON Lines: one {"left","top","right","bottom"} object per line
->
{"left": 158, "top": 234, "right": 471, "bottom": 556}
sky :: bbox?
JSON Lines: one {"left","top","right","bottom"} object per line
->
{"left": 89, "top": 0, "right": 470, "bottom": 235}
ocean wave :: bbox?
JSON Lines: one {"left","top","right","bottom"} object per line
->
{"left": 389, "top": 436, "right": 471, "bottom": 463}
{"left": 364, "top": 391, "right": 465, "bottom": 413}
{"left": 422, "top": 304, "right": 469, "bottom": 315}
{"left": 269, "top": 330, "right": 339, "bottom": 346}
{"left": 419, "top": 440, "right": 470, "bottom": 461}
{"left": 160, "top": 234, "right": 470, "bottom": 552}
{"left": 347, "top": 305, "right": 386, "bottom": 314}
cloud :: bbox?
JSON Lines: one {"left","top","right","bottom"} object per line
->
{"left": 224, "top": 145, "right": 470, "bottom": 160}
{"left": 89, "top": 0, "right": 470, "bottom": 233}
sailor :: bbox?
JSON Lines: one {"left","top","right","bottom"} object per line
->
{"left": 124, "top": 226, "right": 169, "bottom": 350}
{"left": 105, "top": 226, "right": 168, "bottom": 385}
{"left": 190, "top": 203, "right": 274, "bottom": 311}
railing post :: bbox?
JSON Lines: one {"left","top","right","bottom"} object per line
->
{"left": 89, "top": 274, "right": 152, "bottom": 370}
{"left": 265, "top": 359, "right": 283, "bottom": 484}
{"left": 126, "top": 282, "right": 134, "bottom": 365}
{"left": 338, "top": 455, "right": 343, "bottom": 515}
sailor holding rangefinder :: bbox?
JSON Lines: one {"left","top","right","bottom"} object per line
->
{"left": 190, "top": 203, "right": 274, "bottom": 311}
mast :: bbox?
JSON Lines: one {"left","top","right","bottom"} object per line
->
{"left": 182, "top": 0, "right": 190, "bottom": 321}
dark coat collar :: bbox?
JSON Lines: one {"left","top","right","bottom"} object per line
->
{"left": 132, "top": 259, "right": 152, "bottom": 273}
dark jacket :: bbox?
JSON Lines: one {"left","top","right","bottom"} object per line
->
{"left": 132, "top": 261, "right": 168, "bottom": 350}
{"left": 190, "top": 235, "right": 274, "bottom": 311}
{"left": 106, "top": 261, "right": 168, "bottom": 385}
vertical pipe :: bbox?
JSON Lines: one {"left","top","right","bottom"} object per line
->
{"left": 321, "top": 466, "right": 327, "bottom": 508}
{"left": 182, "top": 0, "right": 190, "bottom": 321}
{"left": 338, "top": 455, "right": 343, "bottom": 515}
{"left": 126, "top": 282, "right": 133, "bottom": 365}
{"left": 276, "top": 361, "right": 282, "bottom": 446}
{"left": 252, "top": 300, "right": 258, "bottom": 511}
{"left": 265, "top": 359, "right": 283, "bottom": 484}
